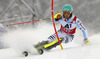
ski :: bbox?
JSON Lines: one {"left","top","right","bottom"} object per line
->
{"left": 22, "top": 51, "right": 28, "bottom": 57}
{"left": 22, "top": 49, "right": 44, "bottom": 57}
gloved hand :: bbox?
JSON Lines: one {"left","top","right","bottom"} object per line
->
{"left": 84, "top": 38, "right": 91, "bottom": 45}
{"left": 51, "top": 13, "right": 62, "bottom": 21}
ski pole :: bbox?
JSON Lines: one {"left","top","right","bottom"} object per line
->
{"left": 7, "top": 18, "right": 50, "bottom": 26}
{"left": 51, "top": 0, "right": 63, "bottom": 50}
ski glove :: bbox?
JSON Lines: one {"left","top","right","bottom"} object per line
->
{"left": 84, "top": 38, "right": 91, "bottom": 45}
{"left": 51, "top": 13, "right": 62, "bottom": 21}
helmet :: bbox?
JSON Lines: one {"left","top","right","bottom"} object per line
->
{"left": 62, "top": 4, "right": 73, "bottom": 12}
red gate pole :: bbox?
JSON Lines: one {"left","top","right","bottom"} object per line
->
{"left": 51, "top": 0, "right": 63, "bottom": 50}
{"left": 7, "top": 18, "right": 50, "bottom": 26}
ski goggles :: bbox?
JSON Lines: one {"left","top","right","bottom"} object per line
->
{"left": 63, "top": 11, "right": 71, "bottom": 18}
{"left": 63, "top": 11, "right": 70, "bottom": 16}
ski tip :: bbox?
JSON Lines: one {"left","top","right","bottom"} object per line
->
{"left": 38, "top": 49, "right": 44, "bottom": 55}
{"left": 22, "top": 51, "right": 28, "bottom": 57}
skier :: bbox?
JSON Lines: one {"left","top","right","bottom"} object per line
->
{"left": 34, "top": 4, "right": 91, "bottom": 53}
{"left": 0, "top": 23, "right": 7, "bottom": 48}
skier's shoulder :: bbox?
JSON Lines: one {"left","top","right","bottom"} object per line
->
{"left": 73, "top": 15, "right": 82, "bottom": 23}
{"left": 72, "top": 14, "right": 79, "bottom": 21}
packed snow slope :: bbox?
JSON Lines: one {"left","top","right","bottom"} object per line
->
{"left": 0, "top": 22, "right": 100, "bottom": 59}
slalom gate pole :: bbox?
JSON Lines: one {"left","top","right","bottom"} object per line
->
{"left": 7, "top": 18, "right": 50, "bottom": 26}
{"left": 51, "top": 0, "right": 63, "bottom": 50}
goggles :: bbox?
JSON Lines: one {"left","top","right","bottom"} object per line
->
{"left": 63, "top": 11, "right": 71, "bottom": 19}
{"left": 63, "top": 11, "right": 70, "bottom": 15}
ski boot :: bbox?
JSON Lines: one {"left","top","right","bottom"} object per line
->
{"left": 34, "top": 41, "right": 48, "bottom": 54}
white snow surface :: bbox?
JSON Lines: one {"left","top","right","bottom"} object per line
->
{"left": 0, "top": 22, "right": 100, "bottom": 59}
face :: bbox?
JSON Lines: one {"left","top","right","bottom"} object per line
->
{"left": 63, "top": 11, "right": 71, "bottom": 19}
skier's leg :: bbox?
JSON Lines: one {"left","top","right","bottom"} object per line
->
{"left": 44, "top": 32, "right": 74, "bottom": 50}
{"left": 34, "top": 30, "right": 62, "bottom": 50}
{"left": 62, "top": 35, "right": 74, "bottom": 43}
{"left": 34, "top": 30, "right": 74, "bottom": 50}
{"left": 43, "top": 30, "right": 64, "bottom": 50}
{"left": 43, "top": 38, "right": 63, "bottom": 50}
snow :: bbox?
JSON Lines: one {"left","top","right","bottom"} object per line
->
{"left": 0, "top": 22, "right": 100, "bottom": 59}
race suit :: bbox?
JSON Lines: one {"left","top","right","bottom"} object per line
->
{"left": 47, "top": 14, "right": 88, "bottom": 43}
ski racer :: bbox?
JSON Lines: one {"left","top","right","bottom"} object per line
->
{"left": 35, "top": 4, "right": 91, "bottom": 51}
{"left": 0, "top": 23, "right": 7, "bottom": 48}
